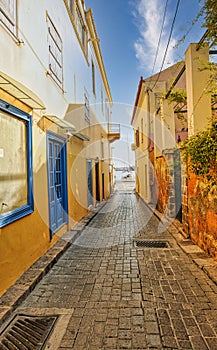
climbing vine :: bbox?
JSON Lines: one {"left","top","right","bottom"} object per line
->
{"left": 166, "top": 89, "right": 187, "bottom": 105}
{"left": 180, "top": 125, "right": 217, "bottom": 184}
{"left": 164, "top": 88, "right": 187, "bottom": 122}
{"left": 201, "top": 0, "right": 217, "bottom": 43}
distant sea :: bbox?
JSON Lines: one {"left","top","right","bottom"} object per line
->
{"left": 114, "top": 169, "right": 135, "bottom": 181}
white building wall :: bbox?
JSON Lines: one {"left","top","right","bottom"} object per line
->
{"left": 0, "top": 0, "right": 110, "bottom": 123}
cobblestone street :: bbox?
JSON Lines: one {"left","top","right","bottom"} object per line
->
{"left": 9, "top": 187, "right": 217, "bottom": 349}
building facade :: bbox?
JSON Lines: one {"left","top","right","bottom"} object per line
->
{"left": 0, "top": 0, "right": 120, "bottom": 295}
{"left": 132, "top": 42, "right": 217, "bottom": 258}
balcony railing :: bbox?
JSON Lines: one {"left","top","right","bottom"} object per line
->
{"left": 108, "top": 123, "right": 121, "bottom": 142}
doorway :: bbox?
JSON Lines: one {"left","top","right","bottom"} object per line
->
{"left": 47, "top": 132, "right": 68, "bottom": 238}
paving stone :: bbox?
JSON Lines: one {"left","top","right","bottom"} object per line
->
{"left": 205, "top": 337, "right": 217, "bottom": 350}
{"left": 1, "top": 190, "right": 217, "bottom": 349}
{"left": 190, "top": 335, "right": 209, "bottom": 350}
{"left": 147, "top": 333, "right": 162, "bottom": 347}
{"left": 199, "top": 323, "right": 216, "bottom": 337}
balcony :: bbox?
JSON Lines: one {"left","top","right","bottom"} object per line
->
{"left": 108, "top": 123, "right": 120, "bottom": 143}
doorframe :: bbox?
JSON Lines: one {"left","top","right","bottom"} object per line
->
{"left": 46, "top": 131, "right": 68, "bottom": 239}
{"left": 86, "top": 159, "right": 93, "bottom": 207}
{"left": 95, "top": 160, "right": 100, "bottom": 202}
{"left": 102, "top": 172, "right": 105, "bottom": 200}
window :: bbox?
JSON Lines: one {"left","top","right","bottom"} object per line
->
{"left": 0, "top": 0, "right": 17, "bottom": 37}
{"left": 136, "top": 128, "right": 140, "bottom": 148}
{"left": 105, "top": 101, "right": 110, "bottom": 122}
{"left": 101, "top": 89, "right": 104, "bottom": 114}
{"left": 101, "top": 136, "right": 104, "bottom": 160}
{"left": 84, "top": 91, "right": 90, "bottom": 124}
{"left": 0, "top": 99, "right": 33, "bottom": 228}
{"left": 141, "top": 118, "right": 144, "bottom": 143}
{"left": 65, "top": 1, "right": 88, "bottom": 57}
{"left": 92, "top": 60, "right": 96, "bottom": 96}
{"left": 47, "top": 14, "right": 63, "bottom": 89}
{"left": 155, "top": 93, "right": 161, "bottom": 110}
{"left": 67, "top": 0, "right": 75, "bottom": 16}
{"left": 75, "top": 4, "right": 87, "bottom": 53}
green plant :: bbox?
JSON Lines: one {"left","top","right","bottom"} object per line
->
{"left": 164, "top": 88, "right": 187, "bottom": 122}
{"left": 180, "top": 125, "right": 217, "bottom": 184}
{"left": 166, "top": 89, "right": 187, "bottom": 105}
{"left": 201, "top": 0, "right": 217, "bottom": 43}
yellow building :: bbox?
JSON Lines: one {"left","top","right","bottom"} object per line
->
{"left": 131, "top": 63, "right": 185, "bottom": 206}
{"left": 0, "top": 0, "right": 120, "bottom": 295}
{"left": 131, "top": 42, "right": 211, "bottom": 221}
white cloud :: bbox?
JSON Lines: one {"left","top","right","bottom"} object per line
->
{"left": 132, "top": 0, "right": 177, "bottom": 75}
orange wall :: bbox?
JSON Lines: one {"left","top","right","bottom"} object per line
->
{"left": 186, "top": 172, "right": 217, "bottom": 259}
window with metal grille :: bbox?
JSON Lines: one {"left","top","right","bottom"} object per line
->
{"left": 136, "top": 128, "right": 140, "bottom": 148}
{"left": 84, "top": 91, "right": 90, "bottom": 124}
{"left": 92, "top": 60, "right": 96, "bottom": 96}
{"left": 155, "top": 93, "right": 161, "bottom": 110}
{"left": 141, "top": 118, "right": 144, "bottom": 144}
{"left": 0, "top": 0, "right": 17, "bottom": 38}
{"left": 101, "top": 88, "right": 104, "bottom": 114}
{"left": 47, "top": 14, "right": 63, "bottom": 89}
{"left": 67, "top": 0, "right": 75, "bottom": 16}
{"left": 75, "top": 4, "right": 87, "bottom": 53}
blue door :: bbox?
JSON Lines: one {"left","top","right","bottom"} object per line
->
{"left": 47, "top": 132, "right": 68, "bottom": 238}
{"left": 86, "top": 159, "right": 93, "bottom": 207}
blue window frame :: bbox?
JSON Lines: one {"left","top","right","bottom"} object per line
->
{"left": 0, "top": 99, "right": 33, "bottom": 228}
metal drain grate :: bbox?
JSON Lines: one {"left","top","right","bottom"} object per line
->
{"left": 135, "top": 240, "right": 168, "bottom": 248}
{"left": 0, "top": 314, "right": 58, "bottom": 349}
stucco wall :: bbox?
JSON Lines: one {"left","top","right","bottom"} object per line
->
{"left": 0, "top": 0, "right": 113, "bottom": 296}
{"left": 155, "top": 156, "right": 169, "bottom": 214}
{"left": 185, "top": 173, "right": 217, "bottom": 259}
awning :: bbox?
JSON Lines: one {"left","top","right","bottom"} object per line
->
{"left": 74, "top": 132, "right": 90, "bottom": 141}
{"left": 42, "top": 114, "right": 76, "bottom": 132}
{"left": 39, "top": 114, "right": 89, "bottom": 141}
{"left": 0, "top": 72, "right": 45, "bottom": 109}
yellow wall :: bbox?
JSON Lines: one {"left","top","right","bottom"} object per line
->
{"left": 0, "top": 0, "right": 114, "bottom": 296}
{"left": 0, "top": 96, "right": 112, "bottom": 296}
{"left": 132, "top": 84, "right": 151, "bottom": 203}
{"left": 185, "top": 44, "right": 211, "bottom": 136}
{"left": 0, "top": 91, "right": 54, "bottom": 295}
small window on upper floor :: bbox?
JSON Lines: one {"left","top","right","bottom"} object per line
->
{"left": 84, "top": 91, "right": 90, "bottom": 124}
{"left": 141, "top": 118, "right": 144, "bottom": 144}
{"left": 105, "top": 102, "right": 110, "bottom": 122}
{"left": 136, "top": 128, "right": 140, "bottom": 148}
{"left": 155, "top": 93, "right": 161, "bottom": 111}
{"left": 92, "top": 60, "right": 96, "bottom": 96}
{"left": 47, "top": 14, "right": 63, "bottom": 90}
{"left": 0, "top": 0, "right": 17, "bottom": 38}
{"left": 101, "top": 89, "right": 104, "bottom": 114}
{"left": 64, "top": 0, "right": 88, "bottom": 59}
{"left": 75, "top": 3, "right": 87, "bottom": 54}
{"left": 67, "top": 0, "right": 75, "bottom": 17}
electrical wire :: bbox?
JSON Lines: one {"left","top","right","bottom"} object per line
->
{"left": 150, "top": 0, "right": 169, "bottom": 77}
{"left": 151, "top": 0, "right": 181, "bottom": 90}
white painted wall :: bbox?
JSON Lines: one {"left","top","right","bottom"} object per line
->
{"left": 0, "top": 0, "right": 110, "bottom": 124}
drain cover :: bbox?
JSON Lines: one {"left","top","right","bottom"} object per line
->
{"left": 135, "top": 240, "right": 168, "bottom": 248}
{"left": 0, "top": 314, "right": 58, "bottom": 349}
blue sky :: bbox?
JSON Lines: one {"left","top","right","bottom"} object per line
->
{"left": 85, "top": 0, "right": 205, "bottom": 166}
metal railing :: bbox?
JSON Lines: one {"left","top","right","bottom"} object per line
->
{"left": 108, "top": 123, "right": 120, "bottom": 134}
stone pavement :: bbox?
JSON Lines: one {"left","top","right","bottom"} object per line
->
{"left": 1, "top": 187, "right": 217, "bottom": 349}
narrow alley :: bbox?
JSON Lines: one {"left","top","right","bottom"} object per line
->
{"left": 1, "top": 185, "right": 217, "bottom": 350}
